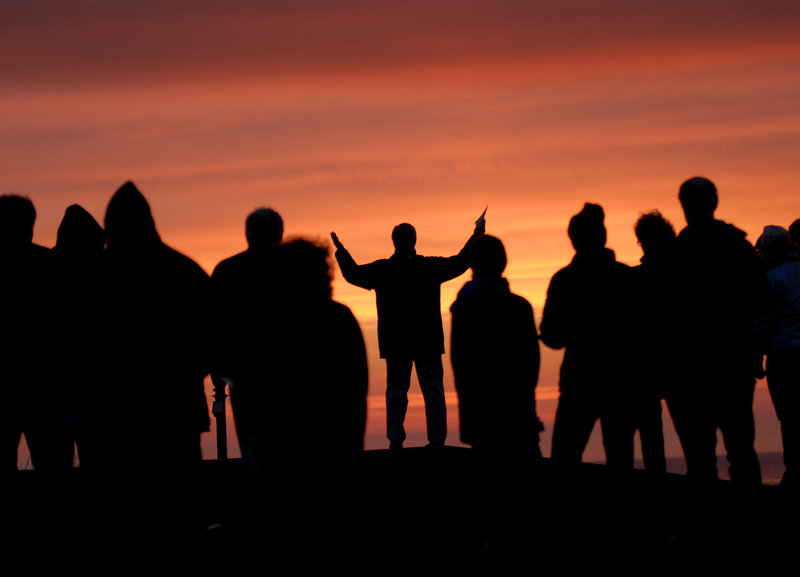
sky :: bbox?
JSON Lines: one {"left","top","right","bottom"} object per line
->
{"left": 4, "top": 0, "right": 800, "bottom": 470}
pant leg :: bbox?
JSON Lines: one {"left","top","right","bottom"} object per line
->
{"left": 25, "top": 388, "right": 75, "bottom": 519}
{"left": 666, "top": 387, "right": 719, "bottom": 484}
{"left": 600, "top": 405, "right": 637, "bottom": 473}
{"left": 637, "top": 396, "right": 667, "bottom": 475}
{"left": 385, "top": 357, "right": 413, "bottom": 443}
{"left": 718, "top": 381, "right": 761, "bottom": 487}
{"left": 414, "top": 355, "right": 447, "bottom": 445}
{"left": 551, "top": 392, "right": 598, "bottom": 474}
{"left": 766, "top": 347, "right": 800, "bottom": 487}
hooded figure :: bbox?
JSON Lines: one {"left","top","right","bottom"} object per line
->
{"left": 84, "top": 181, "right": 211, "bottom": 554}
{"left": 99, "top": 182, "right": 210, "bottom": 446}
{"left": 51, "top": 204, "right": 106, "bottom": 466}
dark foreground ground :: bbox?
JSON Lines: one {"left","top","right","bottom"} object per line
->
{"left": 12, "top": 447, "right": 799, "bottom": 573}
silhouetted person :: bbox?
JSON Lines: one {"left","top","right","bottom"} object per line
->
{"left": 331, "top": 216, "right": 484, "bottom": 449}
{"left": 628, "top": 211, "right": 674, "bottom": 477}
{"left": 670, "top": 176, "right": 768, "bottom": 488}
{"left": 1, "top": 194, "right": 73, "bottom": 550}
{"left": 236, "top": 238, "right": 368, "bottom": 562}
{"left": 211, "top": 207, "right": 283, "bottom": 375}
{"left": 86, "top": 181, "right": 211, "bottom": 557}
{"left": 450, "top": 234, "right": 543, "bottom": 562}
{"left": 451, "top": 234, "right": 542, "bottom": 454}
{"left": 51, "top": 204, "right": 106, "bottom": 468}
{"left": 755, "top": 225, "right": 800, "bottom": 489}
{"left": 790, "top": 218, "right": 800, "bottom": 253}
{"left": 209, "top": 207, "right": 283, "bottom": 531}
{"left": 539, "top": 203, "right": 634, "bottom": 475}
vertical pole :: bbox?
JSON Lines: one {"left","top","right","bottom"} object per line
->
{"left": 211, "top": 374, "right": 228, "bottom": 461}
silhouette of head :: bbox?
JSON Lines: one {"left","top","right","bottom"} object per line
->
{"left": 56, "top": 204, "right": 106, "bottom": 256}
{"left": 679, "top": 177, "right": 718, "bottom": 225}
{"left": 789, "top": 218, "right": 800, "bottom": 249}
{"left": 104, "top": 181, "right": 160, "bottom": 251}
{"left": 274, "top": 238, "right": 333, "bottom": 301}
{"left": 245, "top": 207, "right": 283, "bottom": 250}
{"left": 0, "top": 194, "right": 36, "bottom": 246}
{"left": 756, "top": 225, "right": 796, "bottom": 268}
{"left": 392, "top": 223, "right": 417, "bottom": 256}
{"left": 470, "top": 234, "right": 507, "bottom": 278}
{"left": 634, "top": 210, "right": 676, "bottom": 256}
{"left": 568, "top": 203, "right": 606, "bottom": 252}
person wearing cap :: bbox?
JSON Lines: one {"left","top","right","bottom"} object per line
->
{"left": 755, "top": 225, "right": 800, "bottom": 489}
{"left": 331, "top": 216, "right": 484, "bottom": 449}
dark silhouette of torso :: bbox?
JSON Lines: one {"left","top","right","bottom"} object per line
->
{"left": 336, "top": 249, "right": 472, "bottom": 359}
{"left": 540, "top": 245, "right": 635, "bottom": 472}
{"left": 211, "top": 246, "right": 279, "bottom": 382}
{"left": 674, "top": 219, "right": 768, "bottom": 378}
{"left": 450, "top": 275, "right": 541, "bottom": 451}
{"left": 540, "top": 247, "right": 632, "bottom": 397}
{"left": 669, "top": 217, "right": 768, "bottom": 487}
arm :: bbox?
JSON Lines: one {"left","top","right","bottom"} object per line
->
{"left": 330, "top": 232, "right": 375, "bottom": 290}
{"left": 539, "top": 272, "right": 568, "bottom": 350}
{"left": 522, "top": 301, "right": 542, "bottom": 429}
{"left": 436, "top": 218, "right": 487, "bottom": 283}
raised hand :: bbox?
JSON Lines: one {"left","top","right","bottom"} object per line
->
{"left": 330, "top": 231, "right": 344, "bottom": 250}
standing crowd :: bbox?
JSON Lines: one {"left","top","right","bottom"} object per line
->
{"left": 3, "top": 176, "right": 799, "bottom": 561}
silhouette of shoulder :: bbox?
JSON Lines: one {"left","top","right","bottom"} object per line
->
{"left": 211, "top": 249, "right": 267, "bottom": 281}
{"left": 164, "top": 244, "right": 209, "bottom": 278}
{"left": 539, "top": 248, "right": 630, "bottom": 351}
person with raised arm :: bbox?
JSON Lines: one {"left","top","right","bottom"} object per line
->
{"left": 331, "top": 210, "right": 485, "bottom": 449}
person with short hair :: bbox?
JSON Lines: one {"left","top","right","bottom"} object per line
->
{"left": 670, "top": 176, "right": 768, "bottom": 487}
{"left": 331, "top": 216, "right": 484, "bottom": 449}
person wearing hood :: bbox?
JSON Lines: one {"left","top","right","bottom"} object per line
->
{"left": 755, "top": 225, "right": 800, "bottom": 489}
{"left": 669, "top": 177, "right": 769, "bottom": 488}
{"left": 330, "top": 216, "right": 484, "bottom": 450}
{"left": 86, "top": 181, "right": 212, "bottom": 555}
{"left": 540, "top": 203, "right": 635, "bottom": 477}
{"left": 449, "top": 234, "right": 542, "bottom": 562}
{"left": 51, "top": 204, "right": 106, "bottom": 468}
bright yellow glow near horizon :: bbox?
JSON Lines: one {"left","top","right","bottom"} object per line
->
{"left": 5, "top": 1, "right": 799, "bottom": 465}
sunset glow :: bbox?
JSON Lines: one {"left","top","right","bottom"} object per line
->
{"left": 4, "top": 1, "right": 799, "bottom": 466}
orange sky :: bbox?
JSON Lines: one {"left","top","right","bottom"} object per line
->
{"left": 4, "top": 1, "right": 800, "bottom": 467}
